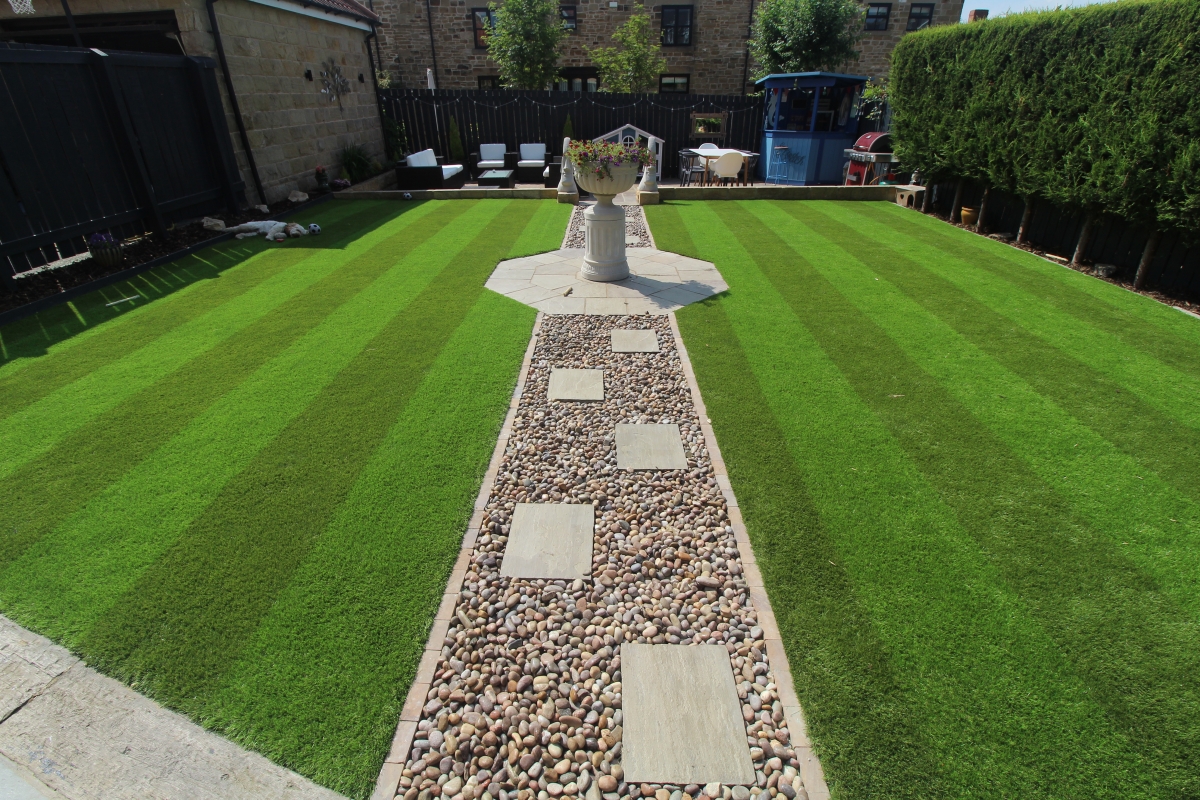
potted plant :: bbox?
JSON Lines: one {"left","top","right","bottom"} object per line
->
{"left": 315, "top": 164, "right": 330, "bottom": 192}
{"left": 87, "top": 232, "right": 123, "bottom": 268}
{"left": 566, "top": 139, "right": 652, "bottom": 198}
{"left": 566, "top": 140, "right": 654, "bottom": 281}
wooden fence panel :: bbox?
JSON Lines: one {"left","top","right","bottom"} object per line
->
{"left": 379, "top": 89, "right": 765, "bottom": 178}
{"left": 0, "top": 44, "right": 245, "bottom": 283}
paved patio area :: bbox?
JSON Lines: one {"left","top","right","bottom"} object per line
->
{"left": 484, "top": 249, "right": 728, "bottom": 315}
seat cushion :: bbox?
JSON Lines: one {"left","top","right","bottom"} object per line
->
{"left": 517, "top": 159, "right": 544, "bottom": 168}
{"left": 407, "top": 149, "right": 438, "bottom": 168}
{"left": 479, "top": 143, "right": 506, "bottom": 161}
{"left": 477, "top": 159, "right": 506, "bottom": 169}
{"left": 519, "top": 143, "right": 546, "bottom": 161}
{"left": 442, "top": 164, "right": 464, "bottom": 179}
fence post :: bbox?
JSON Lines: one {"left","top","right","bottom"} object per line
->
{"left": 186, "top": 58, "right": 241, "bottom": 214}
{"left": 90, "top": 49, "right": 168, "bottom": 240}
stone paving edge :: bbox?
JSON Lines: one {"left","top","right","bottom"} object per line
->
{"left": 373, "top": 312, "right": 547, "bottom": 800}
{"left": 665, "top": 313, "right": 831, "bottom": 800}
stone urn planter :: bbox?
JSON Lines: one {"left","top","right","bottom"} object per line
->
{"left": 567, "top": 139, "right": 653, "bottom": 282}
{"left": 574, "top": 163, "right": 638, "bottom": 281}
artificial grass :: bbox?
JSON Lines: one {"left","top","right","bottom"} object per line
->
{"left": 0, "top": 198, "right": 568, "bottom": 798}
{"left": 648, "top": 200, "right": 1200, "bottom": 800}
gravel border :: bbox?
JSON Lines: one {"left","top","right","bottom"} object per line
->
{"left": 564, "top": 206, "right": 653, "bottom": 250}
{"left": 375, "top": 314, "right": 827, "bottom": 800}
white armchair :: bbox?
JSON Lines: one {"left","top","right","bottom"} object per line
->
{"left": 516, "top": 143, "right": 547, "bottom": 183}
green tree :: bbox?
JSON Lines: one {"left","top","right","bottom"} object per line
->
{"left": 487, "top": 0, "right": 566, "bottom": 89}
{"left": 748, "top": 0, "right": 862, "bottom": 77}
{"left": 587, "top": 5, "right": 668, "bottom": 92}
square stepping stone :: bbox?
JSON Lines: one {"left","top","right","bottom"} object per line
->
{"left": 611, "top": 329, "right": 660, "bottom": 353}
{"left": 615, "top": 424, "right": 688, "bottom": 471}
{"left": 548, "top": 368, "right": 604, "bottom": 402}
{"left": 622, "top": 644, "right": 756, "bottom": 785}
{"left": 501, "top": 504, "right": 594, "bottom": 579}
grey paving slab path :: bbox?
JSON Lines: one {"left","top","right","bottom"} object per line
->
{"left": 548, "top": 368, "right": 605, "bottom": 401}
{"left": 615, "top": 423, "right": 690, "bottom": 470}
{"left": 622, "top": 644, "right": 757, "bottom": 785}
{"left": 500, "top": 503, "right": 595, "bottom": 579}
{"left": 484, "top": 248, "right": 727, "bottom": 316}
{"left": 611, "top": 329, "right": 660, "bottom": 353}
{"left": 0, "top": 615, "right": 346, "bottom": 800}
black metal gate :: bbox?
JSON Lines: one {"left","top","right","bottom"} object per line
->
{"left": 0, "top": 43, "right": 243, "bottom": 283}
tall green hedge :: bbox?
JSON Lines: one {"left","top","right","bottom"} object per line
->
{"left": 889, "top": 0, "right": 1200, "bottom": 231}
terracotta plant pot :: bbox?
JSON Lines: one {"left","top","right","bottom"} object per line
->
{"left": 960, "top": 207, "right": 979, "bottom": 226}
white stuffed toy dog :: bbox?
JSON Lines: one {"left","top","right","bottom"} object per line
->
{"left": 202, "top": 218, "right": 316, "bottom": 242}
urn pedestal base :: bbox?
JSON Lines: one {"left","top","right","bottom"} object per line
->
{"left": 580, "top": 196, "right": 628, "bottom": 282}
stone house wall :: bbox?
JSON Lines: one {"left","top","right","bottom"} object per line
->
{"left": 1, "top": 0, "right": 385, "bottom": 204}
{"left": 373, "top": 0, "right": 962, "bottom": 94}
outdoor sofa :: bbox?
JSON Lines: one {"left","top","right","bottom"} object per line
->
{"left": 395, "top": 149, "right": 466, "bottom": 190}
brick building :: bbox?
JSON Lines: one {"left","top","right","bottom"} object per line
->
{"left": 373, "top": 0, "right": 962, "bottom": 95}
{"left": 1, "top": 0, "right": 386, "bottom": 203}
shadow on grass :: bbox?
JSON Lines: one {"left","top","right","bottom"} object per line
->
{"left": 0, "top": 201, "right": 413, "bottom": 366}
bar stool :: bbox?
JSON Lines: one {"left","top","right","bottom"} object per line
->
{"left": 768, "top": 145, "right": 790, "bottom": 185}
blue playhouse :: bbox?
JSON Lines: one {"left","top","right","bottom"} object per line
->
{"left": 757, "top": 72, "right": 869, "bottom": 185}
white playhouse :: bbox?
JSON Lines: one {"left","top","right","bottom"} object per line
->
{"left": 593, "top": 124, "right": 664, "bottom": 182}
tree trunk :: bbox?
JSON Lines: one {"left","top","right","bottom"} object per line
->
{"left": 950, "top": 180, "right": 965, "bottom": 223}
{"left": 1016, "top": 196, "right": 1034, "bottom": 244}
{"left": 1134, "top": 228, "right": 1162, "bottom": 290}
{"left": 976, "top": 187, "right": 991, "bottom": 233}
{"left": 1070, "top": 211, "right": 1096, "bottom": 267}
{"left": 921, "top": 181, "right": 933, "bottom": 213}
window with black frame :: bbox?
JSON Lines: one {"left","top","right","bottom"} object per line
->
{"left": 661, "top": 5, "right": 692, "bottom": 46}
{"left": 864, "top": 3, "right": 890, "bottom": 30}
{"left": 906, "top": 3, "right": 933, "bottom": 29}
{"left": 478, "top": 75, "right": 500, "bottom": 89}
{"left": 472, "top": 8, "right": 497, "bottom": 49}
{"left": 659, "top": 74, "right": 689, "bottom": 93}
{"left": 560, "top": 5, "right": 577, "bottom": 32}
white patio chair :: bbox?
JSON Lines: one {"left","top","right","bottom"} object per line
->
{"left": 697, "top": 142, "right": 720, "bottom": 151}
{"left": 710, "top": 152, "right": 745, "bottom": 186}
{"left": 517, "top": 143, "right": 547, "bottom": 183}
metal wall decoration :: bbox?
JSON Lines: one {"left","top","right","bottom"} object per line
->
{"left": 320, "top": 58, "right": 351, "bottom": 110}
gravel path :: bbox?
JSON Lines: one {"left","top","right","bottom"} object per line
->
{"left": 564, "top": 206, "right": 653, "bottom": 249}
{"left": 395, "top": 315, "right": 807, "bottom": 800}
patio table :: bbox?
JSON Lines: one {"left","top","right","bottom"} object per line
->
{"left": 681, "top": 148, "right": 759, "bottom": 185}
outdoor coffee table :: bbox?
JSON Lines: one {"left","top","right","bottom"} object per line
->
{"left": 478, "top": 169, "right": 514, "bottom": 188}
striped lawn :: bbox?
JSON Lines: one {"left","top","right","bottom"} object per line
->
{"left": 647, "top": 200, "right": 1200, "bottom": 800}
{"left": 0, "top": 198, "right": 570, "bottom": 799}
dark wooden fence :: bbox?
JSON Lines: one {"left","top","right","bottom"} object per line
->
{"left": 928, "top": 182, "right": 1200, "bottom": 299}
{"left": 0, "top": 43, "right": 243, "bottom": 284}
{"left": 379, "top": 88, "right": 765, "bottom": 179}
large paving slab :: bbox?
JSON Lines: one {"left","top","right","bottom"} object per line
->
{"left": 500, "top": 503, "right": 595, "bottom": 579}
{"left": 611, "top": 329, "right": 660, "bottom": 353}
{"left": 622, "top": 644, "right": 757, "bottom": 785}
{"left": 0, "top": 616, "right": 345, "bottom": 800}
{"left": 485, "top": 248, "right": 727, "bottom": 316}
{"left": 548, "top": 368, "right": 604, "bottom": 401}
{"left": 615, "top": 423, "right": 689, "bottom": 470}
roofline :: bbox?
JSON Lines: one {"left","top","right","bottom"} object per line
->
{"left": 242, "top": 0, "right": 379, "bottom": 29}
{"left": 755, "top": 71, "right": 871, "bottom": 84}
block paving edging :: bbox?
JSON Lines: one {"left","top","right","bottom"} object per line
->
{"left": 372, "top": 310, "right": 831, "bottom": 800}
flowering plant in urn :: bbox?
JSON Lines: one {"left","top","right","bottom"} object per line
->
{"left": 564, "top": 140, "right": 652, "bottom": 185}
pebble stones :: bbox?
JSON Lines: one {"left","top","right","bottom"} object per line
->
{"left": 395, "top": 314, "right": 803, "bottom": 800}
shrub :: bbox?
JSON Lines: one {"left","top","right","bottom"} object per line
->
{"left": 340, "top": 145, "right": 375, "bottom": 184}
{"left": 448, "top": 116, "right": 466, "bottom": 164}
{"left": 889, "top": 0, "right": 1200, "bottom": 232}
